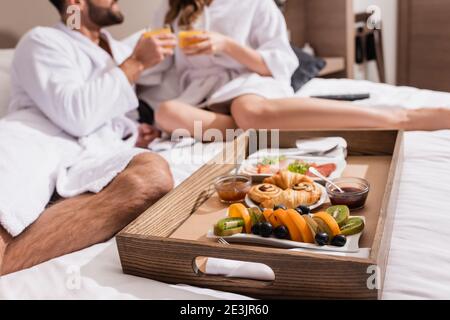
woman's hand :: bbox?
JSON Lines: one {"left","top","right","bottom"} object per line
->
{"left": 135, "top": 124, "right": 162, "bottom": 148}
{"left": 182, "top": 32, "right": 232, "bottom": 56}
{"left": 181, "top": 31, "right": 272, "bottom": 77}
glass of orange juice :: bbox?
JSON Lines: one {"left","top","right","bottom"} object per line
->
{"left": 178, "top": 26, "right": 206, "bottom": 49}
{"left": 143, "top": 25, "right": 175, "bottom": 49}
{"left": 144, "top": 24, "right": 172, "bottom": 38}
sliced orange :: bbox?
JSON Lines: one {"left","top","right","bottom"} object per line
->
{"left": 228, "top": 203, "right": 247, "bottom": 217}
{"left": 274, "top": 209, "right": 303, "bottom": 242}
{"left": 313, "top": 212, "right": 341, "bottom": 237}
{"left": 263, "top": 209, "right": 282, "bottom": 228}
{"left": 269, "top": 213, "right": 283, "bottom": 228}
{"left": 286, "top": 209, "right": 315, "bottom": 244}
{"left": 262, "top": 209, "right": 274, "bottom": 223}
{"left": 228, "top": 203, "right": 252, "bottom": 234}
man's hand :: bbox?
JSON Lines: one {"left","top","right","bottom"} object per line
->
{"left": 132, "top": 33, "right": 176, "bottom": 68}
{"left": 120, "top": 33, "right": 176, "bottom": 84}
{"left": 135, "top": 123, "right": 161, "bottom": 148}
{"left": 182, "top": 32, "right": 232, "bottom": 56}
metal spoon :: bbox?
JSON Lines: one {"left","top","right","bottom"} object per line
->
{"left": 308, "top": 167, "right": 345, "bottom": 193}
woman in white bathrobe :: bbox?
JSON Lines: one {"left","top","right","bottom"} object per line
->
{"left": 140, "top": 0, "right": 450, "bottom": 137}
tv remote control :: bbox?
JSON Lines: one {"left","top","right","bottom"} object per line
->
{"left": 311, "top": 93, "right": 371, "bottom": 101}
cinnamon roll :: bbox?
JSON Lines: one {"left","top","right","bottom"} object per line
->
{"left": 248, "top": 183, "right": 283, "bottom": 205}
{"left": 291, "top": 181, "right": 322, "bottom": 206}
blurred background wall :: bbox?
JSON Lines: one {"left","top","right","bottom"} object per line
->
{"left": 0, "top": 0, "right": 163, "bottom": 48}
{"left": 0, "top": 0, "right": 400, "bottom": 86}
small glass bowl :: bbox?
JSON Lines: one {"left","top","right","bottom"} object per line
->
{"left": 214, "top": 175, "right": 252, "bottom": 204}
{"left": 326, "top": 177, "right": 370, "bottom": 211}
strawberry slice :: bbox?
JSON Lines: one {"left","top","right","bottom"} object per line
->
{"left": 307, "top": 163, "right": 337, "bottom": 178}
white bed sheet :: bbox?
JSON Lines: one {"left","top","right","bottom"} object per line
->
{"left": 1, "top": 79, "right": 450, "bottom": 300}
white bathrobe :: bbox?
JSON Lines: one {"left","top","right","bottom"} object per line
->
{"left": 139, "top": 0, "right": 299, "bottom": 110}
{"left": 0, "top": 23, "right": 146, "bottom": 237}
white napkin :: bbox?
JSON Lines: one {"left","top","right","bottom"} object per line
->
{"left": 248, "top": 137, "right": 347, "bottom": 160}
{"left": 205, "top": 258, "right": 276, "bottom": 281}
{"left": 296, "top": 137, "right": 347, "bottom": 158}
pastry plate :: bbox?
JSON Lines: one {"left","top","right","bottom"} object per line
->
{"left": 244, "top": 183, "right": 328, "bottom": 211}
{"left": 207, "top": 217, "right": 365, "bottom": 253}
{"left": 239, "top": 156, "right": 346, "bottom": 183}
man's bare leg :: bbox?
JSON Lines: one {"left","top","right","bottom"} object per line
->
{"left": 0, "top": 227, "right": 10, "bottom": 273}
{"left": 230, "top": 95, "right": 450, "bottom": 131}
{"left": 0, "top": 153, "right": 173, "bottom": 276}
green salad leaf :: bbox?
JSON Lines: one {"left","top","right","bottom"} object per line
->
{"left": 288, "top": 161, "right": 310, "bottom": 174}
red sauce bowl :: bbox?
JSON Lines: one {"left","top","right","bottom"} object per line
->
{"left": 326, "top": 177, "right": 370, "bottom": 210}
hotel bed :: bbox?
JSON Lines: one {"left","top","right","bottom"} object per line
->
{"left": 1, "top": 49, "right": 450, "bottom": 300}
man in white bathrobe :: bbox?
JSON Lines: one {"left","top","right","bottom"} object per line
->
{"left": 0, "top": 0, "right": 177, "bottom": 275}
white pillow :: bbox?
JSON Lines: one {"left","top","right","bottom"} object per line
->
{"left": 0, "top": 49, "right": 14, "bottom": 118}
{"left": 0, "top": 71, "right": 11, "bottom": 118}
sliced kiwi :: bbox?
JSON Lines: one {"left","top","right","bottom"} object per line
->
{"left": 214, "top": 218, "right": 244, "bottom": 237}
{"left": 326, "top": 205, "right": 350, "bottom": 227}
{"left": 313, "top": 216, "right": 333, "bottom": 239}
{"left": 303, "top": 215, "right": 319, "bottom": 238}
{"left": 340, "top": 217, "right": 365, "bottom": 236}
{"left": 214, "top": 226, "right": 243, "bottom": 237}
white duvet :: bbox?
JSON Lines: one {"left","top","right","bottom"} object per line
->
{"left": 1, "top": 79, "right": 450, "bottom": 300}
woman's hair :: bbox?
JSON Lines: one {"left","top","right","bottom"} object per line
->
{"left": 165, "top": 0, "right": 214, "bottom": 28}
{"left": 49, "top": 0, "right": 65, "bottom": 13}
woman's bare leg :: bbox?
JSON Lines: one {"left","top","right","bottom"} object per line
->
{"left": 155, "top": 100, "right": 237, "bottom": 140}
{"left": 0, "top": 153, "right": 174, "bottom": 275}
{"left": 230, "top": 95, "right": 406, "bottom": 130}
{"left": 230, "top": 95, "right": 450, "bottom": 131}
{"left": 402, "top": 108, "right": 450, "bottom": 131}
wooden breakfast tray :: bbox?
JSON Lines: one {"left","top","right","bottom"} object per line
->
{"left": 116, "top": 130, "right": 404, "bottom": 300}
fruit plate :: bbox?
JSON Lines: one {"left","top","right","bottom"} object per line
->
{"left": 239, "top": 156, "right": 346, "bottom": 183}
{"left": 207, "top": 216, "right": 365, "bottom": 253}
{"left": 244, "top": 183, "right": 328, "bottom": 211}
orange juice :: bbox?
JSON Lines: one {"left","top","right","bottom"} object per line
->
{"left": 178, "top": 30, "right": 205, "bottom": 49}
{"left": 143, "top": 27, "right": 172, "bottom": 39}
{"left": 143, "top": 27, "right": 175, "bottom": 49}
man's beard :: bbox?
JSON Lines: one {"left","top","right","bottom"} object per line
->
{"left": 86, "top": 0, "right": 124, "bottom": 27}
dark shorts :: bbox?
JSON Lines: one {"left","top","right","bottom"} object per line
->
{"left": 138, "top": 100, "right": 155, "bottom": 125}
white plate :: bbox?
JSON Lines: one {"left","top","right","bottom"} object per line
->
{"left": 245, "top": 183, "right": 328, "bottom": 211}
{"left": 208, "top": 216, "right": 365, "bottom": 254}
{"left": 239, "top": 156, "right": 346, "bottom": 183}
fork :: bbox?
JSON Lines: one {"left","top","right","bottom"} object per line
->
{"left": 218, "top": 237, "right": 230, "bottom": 245}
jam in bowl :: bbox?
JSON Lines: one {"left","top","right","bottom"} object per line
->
{"left": 326, "top": 177, "right": 370, "bottom": 210}
{"left": 214, "top": 175, "right": 252, "bottom": 204}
